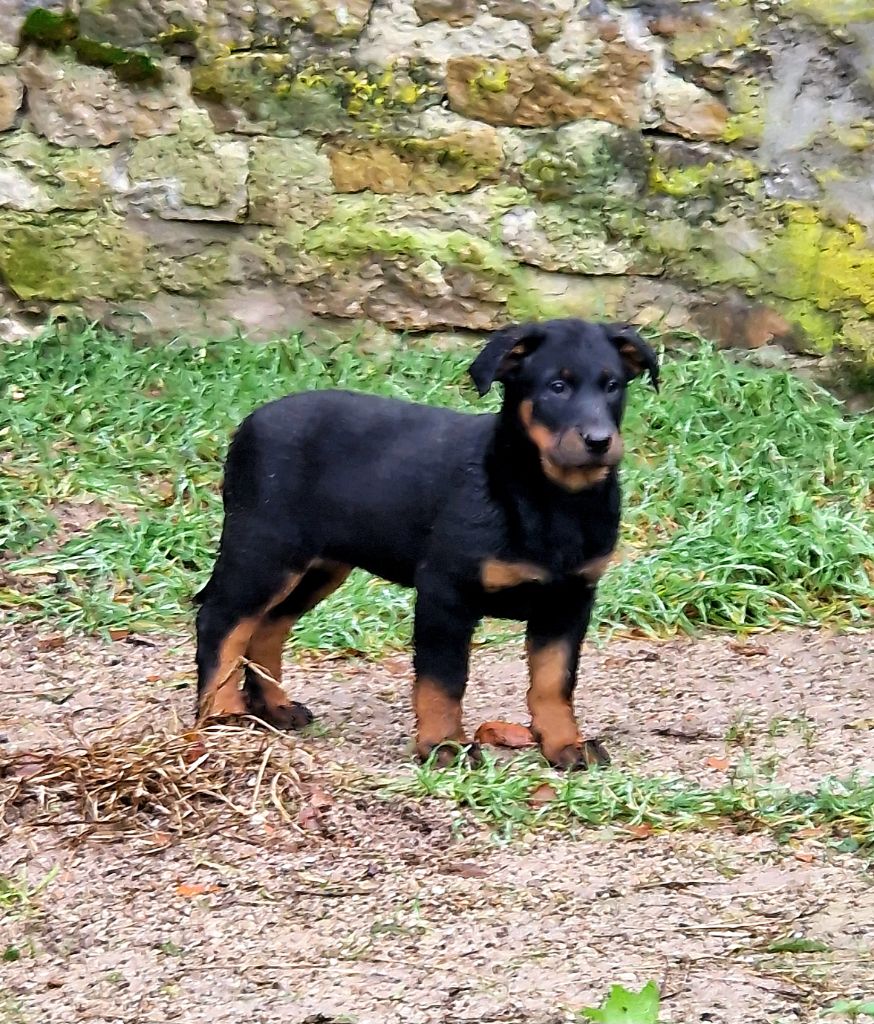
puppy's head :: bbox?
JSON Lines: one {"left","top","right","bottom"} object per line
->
{"left": 469, "top": 318, "right": 659, "bottom": 490}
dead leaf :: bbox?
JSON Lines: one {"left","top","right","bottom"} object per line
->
{"left": 793, "top": 851, "right": 816, "bottom": 863}
{"left": 728, "top": 641, "right": 768, "bottom": 657}
{"left": 183, "top": 740, "right": 208, "bottom": 764}
{"left": 156, "top": 480, "right": 175, "bottom": 506}
{"left": 298, "top": 804, "right": 322, "bottom": 831}
{"left": 151, "top": 832, "right": 172, "bottom": 848}
{"left": 706, "top": 755, "right": 730, "bottom": 771}
{"left": 381, "top": 656, "right": 408, "bottom": 677}
{"left": 529, "top": 783, "right": 558, "bottom": 806}
{"left": 653, "top": 720, "right": 720, "bottom": 741}
{"left": 444, "top": 862, "right": 488, "bottom": 878}
{"left": 175, "top": 883, "right": 219, "bottom": 898}
{"left": 10, "top": 758, "right": 43, "bottom": 780}
{"left": 36, "top": 635, "right": 66, "bottom": 652}
{"left": 624, "top": 823, "right": 654, "bottom": 840}
{"left": 108, "top": 628, "right": 130, "bottom": 641}
{"left": 307, "top": 786, "right": 333, "bottom": 811}
{"left": 474, "top": 721, "right": 535, "bottom": 749}
{"left": 146, "top": 674, "right": 162, "bottom": 683}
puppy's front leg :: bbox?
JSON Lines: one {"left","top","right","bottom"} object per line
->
{"left": 412, "top": 575, "right": 481, "bottom": 767}
{"left": 526, "top": 585, "right": 610, "bottom": 770}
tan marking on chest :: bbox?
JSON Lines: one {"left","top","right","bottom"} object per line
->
{"left": 481, "top": 559, "right": 549, "bottom": 592}
{"left": 575, "top": 553, "right": 614, "bottom": 583}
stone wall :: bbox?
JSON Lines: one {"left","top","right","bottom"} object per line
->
{"left": 1, "top": 1, "right": 873, "bottom": 384}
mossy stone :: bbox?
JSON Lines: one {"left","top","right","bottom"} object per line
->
{"left": 192, "top": 56, "right": 442, "bottom": 137}
{"left": 0, "top": 131, "right": 116, "bottom": 210}
{"left": 446, "top": 46, "right": 651, "bottom": 129}
{"left": 328, "top": 130, "right": 503, "bottom": 195}
{"left": 518, "top": 121, "right": 648, "bottom": 203}
{"left": 127, "top": 111, "right": 248, "bottom": 220}
{"left": 0, "top": 210, "right": 153, "bottom": 300}
{"left": 248, "top": 135, "right": 334, "bottom": 226}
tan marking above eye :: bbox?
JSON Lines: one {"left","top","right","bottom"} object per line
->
{"left": 481, "top": 558, "right": 549, "bottom": 591}
{"left": 559, "top": 368, "right": 574, "bottom": 382}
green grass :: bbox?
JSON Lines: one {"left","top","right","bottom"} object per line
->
{"left": 393, "top": 752, "right": 874, "bottom": 851}
{"left": 0, "top": 869, "right": 57, "bottom": 920}
{"left": 1, "top": 324, "right": 872, "bottom": 652}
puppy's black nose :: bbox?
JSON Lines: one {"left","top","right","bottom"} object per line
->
{"left": 584, "top": 432, "right": 611, "bottom": 455}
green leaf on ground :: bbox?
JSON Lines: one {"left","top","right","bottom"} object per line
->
{"left": 579, "top": 982, "right": 661, "bottom": 1023}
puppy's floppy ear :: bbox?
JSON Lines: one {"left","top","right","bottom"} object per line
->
{"left": 468, "top": 323, "right": 546, "bottom": 397}
{"left": 605, "top": 323, "right": 660, "bottom": 391}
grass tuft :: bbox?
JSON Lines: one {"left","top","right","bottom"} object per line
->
{"left": 1, "top": 324, "right": 872, "bottom": 650}
{"left": 393, "top": 752, "right": 874, "bottom": 851}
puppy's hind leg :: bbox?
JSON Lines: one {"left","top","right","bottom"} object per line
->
{"left": 195, "top": 550, "right": 304, "bottom": 724}
{"left": 244, "top": 561, "right": 351, "bottom": 730}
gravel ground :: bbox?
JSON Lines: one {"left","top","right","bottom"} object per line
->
{"left": 1, "top": 625, "right": 872, "bottom": 1024}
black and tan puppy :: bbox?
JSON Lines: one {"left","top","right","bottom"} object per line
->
{"left": 195, "top": 318, "right": 658, "bottom": 768}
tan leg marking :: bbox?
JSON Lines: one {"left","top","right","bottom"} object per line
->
{"left": 575, "top": 552, "right": 614, "bottom": 584}
{"left": 246, "top": 615, "right": 296, "bottom": 706}
{"left": 244, "top": 565, "right": 351, "bottom": 717}
{"left": 199, "top": 572, "right": 302, "bottom": 719}
{"left": 413, "top": 676, "right": 465, "bottom": 759}
{"left": 203, "top": 616, "right": 260, "bottom": 718}
{"left": 481, "top": 558, "right": 549, "bottom": 591}
{"left": 526, "top": 638, "right": 581, "bottom": 767}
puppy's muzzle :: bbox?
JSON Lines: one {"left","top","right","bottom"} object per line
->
{"left": 551, "top": 429, "right": 624, "bottom": 468}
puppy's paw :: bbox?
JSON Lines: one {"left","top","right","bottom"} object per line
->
{"left": 252, "top": 700, "right": 315, "bottom": 731}
{"left": 544, "top": 738, "right": 610, "bottom": 771}
{"left": 415, "top": 740, "right": 482, "bottom": 769}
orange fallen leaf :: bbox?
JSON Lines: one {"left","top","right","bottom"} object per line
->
{"left": 624, "top": 823, "right": 654, "bottom": 840}
{"left": 728, "top": 641, "right": 768, "bottom": 657}
{"left": 474, "top": 721, "right": 535, "bottom": 749}
{"left": 307, "top": 786, "right": 333, "bottom": 810}
{"left": 146, "top": 674, "right": 162, "bottom": 683}
{"left": 108, "top": 628, "right": 130, "bottom": 641}
{"left": 445, "top": 862, "right": 488, "bottom": 878}
{"left": 298, "top": 804, "right": 322, "bottom": 831}
{"left": 36, "top": 635, "right": 66, "bottom": 652}
{"left": 794, "top": 851, "right": 816, "bottom": 863}
{"left": 529, "top": 783, "right": 558, "bottom": 806}
{"left": 183, "top": 739, "right": 208, "bottom": 764}
{"left": 381, "top": 656, "right": 408, "bottom": 677}
{"left": 175, "top": 883, "right": 219, "bottom": 898}
{"left": 706, "top": 755, "right": 730, "bottom": 771}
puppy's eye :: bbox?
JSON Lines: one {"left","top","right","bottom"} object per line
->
{"left": 548, "top": 379, "right": 569, "bottom": 395}
{"left": 605, "top": 379, "right": 621, "bottom": 394}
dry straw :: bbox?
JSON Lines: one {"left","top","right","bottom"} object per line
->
{"left": 0, "top": 710, "right": 308, "bottom": 846}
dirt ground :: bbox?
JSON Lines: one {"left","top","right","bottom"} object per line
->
{"left": 1, "top": 625, "right": 872, "bottom": 1024}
